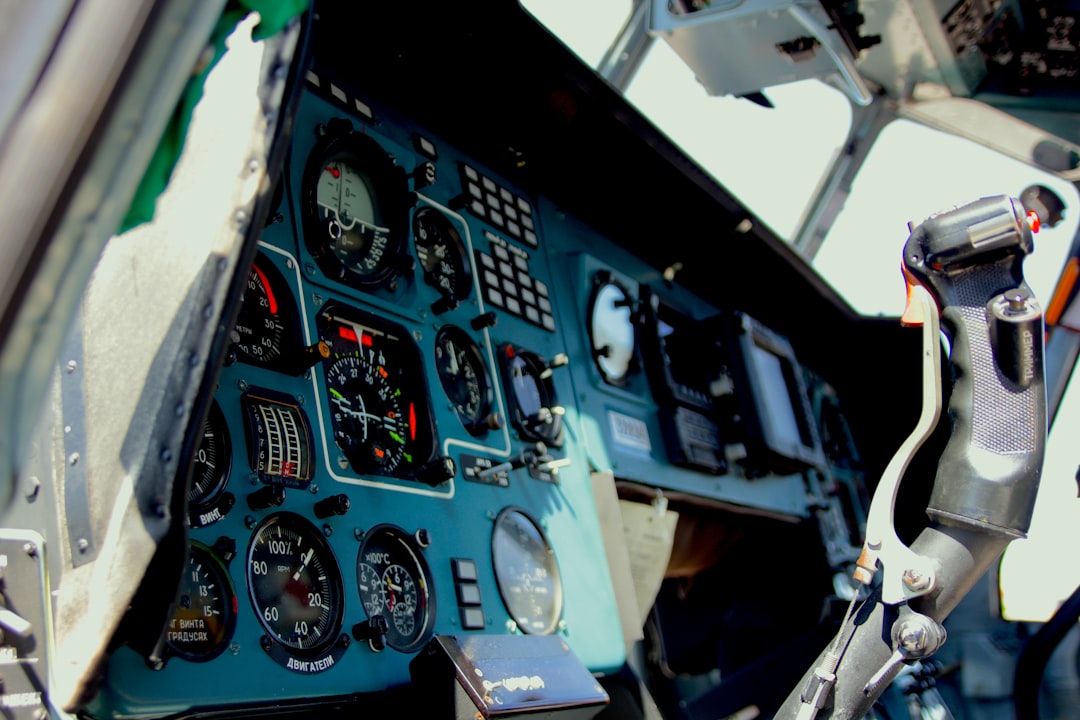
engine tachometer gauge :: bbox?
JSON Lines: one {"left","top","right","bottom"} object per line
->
{"left": 356, "top": 525, "right": 435, "bottom": 652}
{"left": 492, "top": 508, "right": 563, "bottom": 635}
{"left": 414, "top": 207, "right": 472, "bottom": 311}
{"left": 318, "top": 304, "right": 437, "bottom": 481}
{"left": 301, "top": 120, "right": 409, "bottom": 291}
{"left": 165, "top": 541, "right": 237, "bottom": 662}
{"left": 247, "top": 512, "right": 347, "bottom": 672}
{"left": 434, "top": 325, "right": 492, "bottom": 435}
{"left": 188, "top": 399, "right": 234, "bottom": 528}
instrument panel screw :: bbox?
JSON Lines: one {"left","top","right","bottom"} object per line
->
{"left": 65, "top": 360, "right": 78, "bottom": 374}
{"left": 24, "top": 543, "right": 37, "bottom": 558}
{"left": 415, "top": 528, "right": 431, "bottom": 548}
{"left": 230, "top": 643, "right": 240, "bottom": 655}
{"left": 77, "top": 538, "right": 89, "bottom": 553}
{"left": 486, "top": 510, "right": 497, "bottom": 521}
{"left": 902, "top": 568, "right": 931, "bottom": 592}
{"left": 354, "top": 528, "right": 365, "bottom": 541}
{"left": 323, "top": 523, "right": 333, "bottom": 537}
{"left": 245, "top": 515, "right": 257, "bottom": 530}
{"left": 309, "top": 483, "right": 319, "bottom": 495}
{"left": 237, "top": 379, "right": 248, "bottom": 391}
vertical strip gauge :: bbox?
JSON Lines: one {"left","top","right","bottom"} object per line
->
{"left": 242, "top": 388, "right": 315, "bottom": 488}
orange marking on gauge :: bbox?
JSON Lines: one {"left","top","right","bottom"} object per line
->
{"left": 360, "top": 332, "right": 373, "bottom": 347}
{"left": 378, "top": 366, "right": 388, "bottom": 379}
{"left": 410, "top": 403, "right": 416, "bottom": 441}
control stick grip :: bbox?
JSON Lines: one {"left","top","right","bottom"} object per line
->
{"left": 903, "top": 195, "right": 1045, "bottom": 538}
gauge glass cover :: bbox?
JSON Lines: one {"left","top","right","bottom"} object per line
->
{"left": 189, "top": 399, "right": 231, "bottom": 510}
{"left": 492, "top": 508, "right": 562, "bottom": 635}
{"left": 319, "top": 305, "right": 437, "bottom": 480}
{"left": 356, "top": 525, "right": 435, "bottom": 652}
{"left": 301, "top": 126, "right": 408, "bottom": 291}
{"left": 414, "top": 207, "right": 472, "bottom": 306}
{"left": 589, "top": 282, "right": 636, "bottom": 384}
{"left": 434, "top": 325, "right": 491, "bottom": 434}
{"left": 166, "top": 542, "right": 237, "bottom": 662}
{"left": 233, "top": 253, "right": 300, "bottom": 372}
{"left": 247, "top": 512, "right": 344, "bottom": 655}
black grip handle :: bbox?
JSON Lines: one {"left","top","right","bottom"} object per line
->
{"left": 903, "top": 196, "right": 1045, "bottom": 538}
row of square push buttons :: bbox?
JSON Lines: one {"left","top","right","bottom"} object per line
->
{"left": 476, "top": 242, "right": 556, "bottom": 333}
{"left": 451, "top": 558, "right": 485, "bottom": 630}
{"left": 460, "top": 164, "right": 538, "bottom": 248}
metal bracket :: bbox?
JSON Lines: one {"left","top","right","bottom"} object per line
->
{"left": 855, "top": 283, "right": 941, "bottom": 604}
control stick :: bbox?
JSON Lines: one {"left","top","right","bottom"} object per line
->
{"left": 776, "top": 196, "right": 1045, "bottom": 719}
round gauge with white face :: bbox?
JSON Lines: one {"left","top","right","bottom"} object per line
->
{"left": 492, "top": 508, "right": 563, "bottom": 635}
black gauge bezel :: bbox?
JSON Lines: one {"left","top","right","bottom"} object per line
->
{"left": 232, "top": 251, "right": 304, "bottom": 373}
{"left": 434, "top": 325, "right": 492, "bottom": 436}
{"left": 414, "top": 207, "right": 473, "bottom": 309}
{"left": 301, "top": 121, "right": 410, "bottom": 291}
{"left": 586, "top": 271, "right": 639, "bottom": 387}
{"left": 246, "top": 512, "right": 347, "bottom": 668}
{"left": 497, "top": 344, "right": 562, "bottom": 447}
{"left": 187, "top": 399, "right": 233, "bottom": 526}
{"left": 356, "top": 524, "right": 436, "bottom": 652}
{"left": 165, "top": 541, "right": 238, "bottom": 663}
{"left": 317, "top": 303, "right": 439, "bottom": 480}
{"left": 491, "top": 507, "right": 563, "bottom": 636}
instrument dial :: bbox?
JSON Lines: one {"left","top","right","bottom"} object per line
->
{"left": 588, "top": 274, "right": 638, "bottom": 385}
{"left": 247, "top": 513, "right": 343, "bottom": 657}
{"left": 414, "top": 207, "right": 472, "bottom": 307}
{"left": 302, "top": 122, "right": 409, "bottom": 291}
{"left": 189, "top": 400, "right": 231, "bottom": 511}
{"left": 499, "top": 345, "right": 562, "bottom": 446}
{"left": 434, "top": 325, "right": 492, "bottom": 435}
{"left": 166, "top": 542, "right": 237, "bottom": 662}
{"left": 325, "top": 354, "right": 407, "bottom": 473}
{"left": 492, "top": 508, "right": 563, "bottom": 635}
{"left": 356, "top": 525, "right": 435, "bottom": 652}
{"left": 233, "top": 253, "right": 300, "bottom": 372}
{"left": 319, "top": 305, "right": 437, "bottom": 481}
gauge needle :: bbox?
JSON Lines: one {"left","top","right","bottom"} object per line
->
{"left": 447, "top": 342, "right": 459, "bottom": 375}
{"left": 293, "top": 549, "right": 314, "bottom": 581}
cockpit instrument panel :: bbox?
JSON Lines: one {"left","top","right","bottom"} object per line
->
{"left": 89, "top": 9, "right": 865, "bottom": 717}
